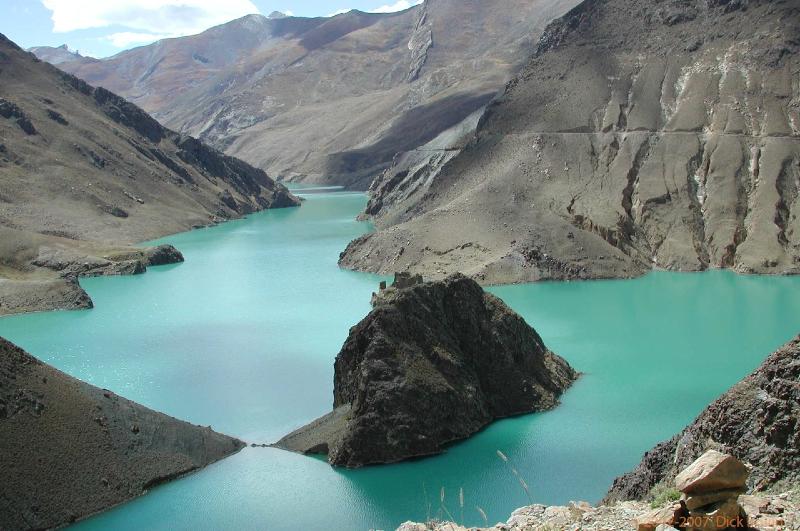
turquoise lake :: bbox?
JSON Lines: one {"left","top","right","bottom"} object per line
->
{"left": 2, "top": 190, "right": 800, "bottom": 530}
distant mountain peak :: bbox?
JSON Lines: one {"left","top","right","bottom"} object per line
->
{"left": 27, "top": 43, "right": 85, "bottom": 65}
{"left": 268, "top": 11, "right": 288, "bottom": 19}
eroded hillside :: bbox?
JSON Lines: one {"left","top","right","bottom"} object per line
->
{"left": 341, "top": 0, "right": 800, "bottom": 282}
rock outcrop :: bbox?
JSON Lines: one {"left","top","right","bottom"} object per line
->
{"left": 0, "top": 277, "right": 92, "bottom": 316}
{"left": 0, "top": 337, "right": 245, "bottom": 530}
{"left": 0, "top": 33, "right": 300, "bottom": 314}
{"left": 341, "top": 0, "right": 800, "bottom": 283}
{"left": 34, "top": 0, "right": 581, "bottom": 188}
{"left": 605, "top": 336, "right": 800, "bottom": 503}
{"left": 275, "top": 273, "right": 577, "bottom": 467}
{"left": 143, "top": 244, "right": 185, "bottom": 266}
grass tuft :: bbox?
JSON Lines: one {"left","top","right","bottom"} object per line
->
{"left": 650, "top": 484, "right": 681, "bottom": 508}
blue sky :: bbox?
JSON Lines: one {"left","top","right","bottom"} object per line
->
{"left": 0, "top": 0, "right": 422, "bottom": 58}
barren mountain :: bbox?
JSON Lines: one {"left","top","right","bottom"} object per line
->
{"left": 0, "top": 34, "right": 299, "bottom": 314}
{"left": 340, "top": 0, "right": 800, "bottom": 283}
{"left": 35, "top": 0, "right": 581, "bottom": 188}
{"left": 27, "top": 43, "right": 91, "bottom": 66}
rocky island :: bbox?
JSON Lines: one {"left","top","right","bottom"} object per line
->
{"left": 275, "top": 273, "right": 577, "bottom": 467}
{"left": 0, "top": 337, "right": 245, "bottom": 530}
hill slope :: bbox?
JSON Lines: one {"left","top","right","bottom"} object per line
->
{"left": 0, "top": 34, "right": 299, "bottom": 313}
{"left": 340, "top": 0, "right": 800, "bottom": 283}
{"left": 0, "top": 337, "right": 245, "bottom": 530}
{"left": 35, "top": 0, "right": 581, "bottom": 188}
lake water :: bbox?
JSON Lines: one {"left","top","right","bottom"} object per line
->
{"left": 2, "top": 190, "right": 800, "bottom": 530}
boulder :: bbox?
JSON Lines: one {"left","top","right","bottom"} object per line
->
{"left": 675, "top": 450, "right": 749, "bottom": 495}
{"left": 275, "top": 273, "right": 577, "bottom": 467}
{"left": 739, "top": 495, "right": 788, "bottom": 530}
{"left": 685, "top": 498, "right": 745, "bottom": 531}
{"left": 635, "top": 503, "right": 688, "bottom": 531}
{"left": 683, "top": 487, "right": 745, "bottom": 511}
{"left": 144, "top": 244, "right": 184, "bottom": 266}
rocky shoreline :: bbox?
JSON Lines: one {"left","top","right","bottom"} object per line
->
{"left": 398, "top": 490, "right": 799, "bottom": 531}
{"left": 398, "top": 451, "right": 800, "bottom": 530}
{"left": 0, "top": 232, "right": 187, "bottom": 315}
{"left": 275, "top": 273, "right": 577, "bottom": 467}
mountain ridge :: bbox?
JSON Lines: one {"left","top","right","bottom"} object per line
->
{"left": 33, "top": 0, "right": 582, "bottom": 188}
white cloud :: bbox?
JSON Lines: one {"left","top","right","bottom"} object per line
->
{"left": 41, "top": 0, "right": 261, "bottom": 38}
{"left": 327, "top": 0, "right": 421, "bottom": 17}
{"left": 283, "top": 9, "right": 294, "bottom": 16}
{"left": 369, "top": 0, "right": 422, "bottom": 13}
{"left": 105, "top": 31, "right": 172, "bottom": 48}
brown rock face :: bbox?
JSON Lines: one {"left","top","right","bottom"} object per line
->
{"left": 275, "top": 273, "right": 577, "bottom": 467}
{"left": 634, "top": 503, "right": 688, "bottom": 531}
{"left": 605, "top": 336, "right": 800, "bottom": 503}
{"left": 0, "top": 337, "right": 245, "bottom": 530}
{"left": 683, "top": 488, "right": 745, "bottom": 512}
{"left": 675, "top": 450, "right": 749, "bottom": 495}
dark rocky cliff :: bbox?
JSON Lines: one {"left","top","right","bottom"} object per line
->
{"left": 276, "top": 273, "right": 577, "bottom": 467}
{"left": 605, "top": 335, "right": 800, "bottom": 503}
{"left": 0, "top": 338, "right": 245, "bottom": 530}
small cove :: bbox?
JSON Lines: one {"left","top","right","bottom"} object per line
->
{"left": 2, "top": 190, "right": 800, "bottom": 530}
